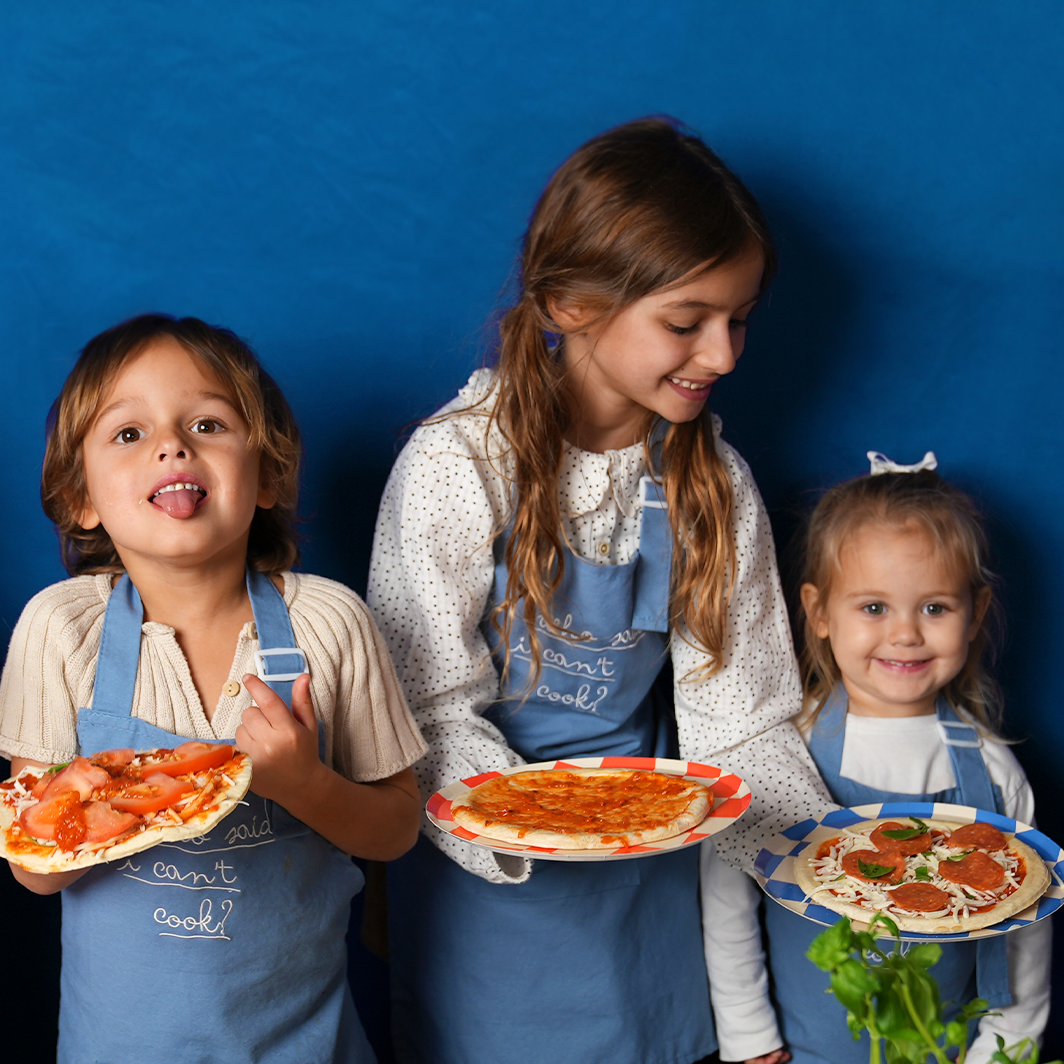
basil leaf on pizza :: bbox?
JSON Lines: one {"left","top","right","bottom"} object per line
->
{"left": 450, "top": 767, "right": 712, "bottom": 849}
{"left": 794, "top": 817, "right": 1050, "bottom": 933}
{"left": 0, "top": 744, "right": 252, "bottom": 873}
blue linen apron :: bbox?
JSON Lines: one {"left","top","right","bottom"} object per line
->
{"left": 388, "top": 476, "right": 716, "bottom": 1064}
{"left": 764, "top": 686, "right": 1010, "bottom": 1064}
{"left": 57, "top": 570, "right": 373, "bottom": 1064}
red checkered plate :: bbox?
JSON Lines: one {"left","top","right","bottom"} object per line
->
{"left": 425, "top": 755, "right": 750, "bottom": 862}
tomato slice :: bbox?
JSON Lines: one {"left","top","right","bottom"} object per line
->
{"left": 108, "top": 773, "right": 194, "bottom": 814}
{"left": 41, "top": 758, "right": 111, "bottom": 802}
{"left": 83, "top": 801, "right": 141, "bottom": 842}
{"left": 19, "top": 792, "right": 82, "bottom": 841}
{"left": 93, "top": 748, "right": 136, "bottom": 770}
{"left": 137, "top": 742, "right": 235, "bottom": 777}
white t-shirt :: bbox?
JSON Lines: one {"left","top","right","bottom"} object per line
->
{"left": 700, "top": 710, "right": 1051, "bottom": 1064}
{"left": 367, "top": 369, "right": 835, "bottom": 883}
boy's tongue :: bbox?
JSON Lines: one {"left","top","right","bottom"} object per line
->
{"left": 152, "top": 489, "right": 201, "bottom": 519}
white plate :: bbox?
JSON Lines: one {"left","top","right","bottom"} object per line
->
{"left": 754, "top": 801, "right": 1064, "bottom": 942}
{"left": 426, "top": 755, "right": 750, "bottom": 862}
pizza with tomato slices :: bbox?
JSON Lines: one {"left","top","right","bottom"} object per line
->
{"left": 450, "top": 767, "right": 712, "bottom": 849}
{"left": 0, "top": 743, "right": 252, "bottom": 873}
{"left": 794, "top": 817, "right": 1050, "bottom": 933}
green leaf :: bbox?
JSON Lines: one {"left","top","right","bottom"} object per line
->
{"left": 807, "top": 918, "right": 855, "bottom": 971}
{"left": 43, "top": 761, "right": 70, "bottom": 774}
{"left": 914, "top": 866, "right": 931, "bottom": 881}
{"left": 958, "top": 998, "right": 989, "bottom": 1023}
{"left": 906, "top": 943, "right": 942, "bottom": 970}
{"left": 858, "top": 856, "right": 898, "bottom": 878}
{"left": 868, "top": 912, "right": 901, "bottom": 939}
{"left": 944, "top": 1020, "right": 969, "bottom": 1048}
{"left": 830, "top": 958, "right": 880, "bottom": 1011}
{"left": 948, "top": 850, "right": 975, "bottom": 862}
{"left": 881, "top": 826, "right": 928, "bottom": 841}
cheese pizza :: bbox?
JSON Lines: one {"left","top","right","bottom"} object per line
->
{"left": 795, "top": 816, "right": 1050, "bottom": 933}
{"left": 0, "top": 743, "right": 252, "bottom": 873}
{"left": 450, "top": 767, "right": 712, "bottom": 849}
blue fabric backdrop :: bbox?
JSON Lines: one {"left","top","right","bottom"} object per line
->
{"left": 1, "top": 2, "right": 1061, "bottom": 1058}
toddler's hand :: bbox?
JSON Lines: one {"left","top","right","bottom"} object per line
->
{"left": 235, "top": 673, "right": 322, "bottom": 804}
{"left": 745, "top": 1051, "right": 790, "bottom": 1064}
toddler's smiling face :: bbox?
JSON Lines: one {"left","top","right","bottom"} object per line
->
{"left": 802, "top": 521, "right": 986, "bottom": 718}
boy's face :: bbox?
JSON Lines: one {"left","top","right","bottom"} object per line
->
{"left": 77, "top": 337, "right": 274, "bottom": 577}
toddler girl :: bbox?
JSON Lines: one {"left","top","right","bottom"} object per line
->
{"left": 701, "top": 453, "right": 1051, "bottom": 1064}
{"left": 367, "top": 117, "right": 834, "bottom": 1064}
{"left": 0, "top": 314, "right": 427, "bottom": 1064}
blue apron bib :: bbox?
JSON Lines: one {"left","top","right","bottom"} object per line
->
{"left": 764, "top": 686, "right": 1010, "bottom": 1064}
{"left": 388, "top": 476, "right": 715, "bottom": 1064}
{"left": 57, "top": 570, "right": 373, "bottom": 1064}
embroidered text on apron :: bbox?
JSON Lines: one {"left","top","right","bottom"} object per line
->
{"left": 388, "top": 475, "right": 716, "bottom": 1064}
{"left": 58, "top": 570, "right": 373, "bottom": 1064}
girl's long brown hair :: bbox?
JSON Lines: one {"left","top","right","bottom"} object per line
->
{"left": 800, "top": 470, "right": 1003, "bottom": 732}
{"left": 460, "top": 117, "right": 776, "bottom": 682}
{"left": 42, "top": 314, "right": 302, "bottom": 575}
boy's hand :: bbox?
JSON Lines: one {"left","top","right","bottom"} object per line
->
{"left": 235, "top": 673, "right": 323, "bottom": 803}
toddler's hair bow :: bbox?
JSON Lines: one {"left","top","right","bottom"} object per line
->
{"left": 867, "top": 450, "right": 938, "bottom": 476}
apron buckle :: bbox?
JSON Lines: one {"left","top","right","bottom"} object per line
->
{"left": 638, "top": 475, "right": 667, "bottom": 510}
{"left": 254, "top": 647, "right": 309, "bottom": 683}
{"left": 936, "top": 719, "right": 983, "bottom": 749}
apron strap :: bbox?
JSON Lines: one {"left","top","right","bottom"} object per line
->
{"left": 934, "top": 697, "right": 1011, "bottom": 1007}
{"left": 91, "top": 575, "right": 144, "bottom": 718}
{"left": 246, "top": 569, "right": 306, "bottom": 709}
{"left": 91, "top": 571, "right": 305, "bottom": 718}
{"left": 632, "top": 475, "right": 672, "bottom": 633}
{"left": 935, "top": 698, "right": 998, "bottom": 812}
{"left": 806, "top": 684, "right": 849, "bottom": 777}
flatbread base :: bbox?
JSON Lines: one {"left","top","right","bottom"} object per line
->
{"left": 451, "top": 766, "right": 712, "bottom": 849}
{"left": 795, "top": 817, "right": 1050, "bottom": 933}
{"left": 0, "top": 755, "right": 253, "bottom": 873}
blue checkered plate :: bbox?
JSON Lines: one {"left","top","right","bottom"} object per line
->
{"left": 753, "top": 801, "right": 1063, "bottom": 943}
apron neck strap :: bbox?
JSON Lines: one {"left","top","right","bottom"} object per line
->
{"left": 806, "top": 684, "right": 849, "bottom": 776}
{"left": 246, "top": 569, "right": 304, "bottom": 709}
{"left": 92, "top": 574, "right": 143, "bottom": 716}
{"left": 934, "top": 697, "right": 997, "bottom": 812}
{"left": 92, "top": 570, "right": 304, "bottom": 718}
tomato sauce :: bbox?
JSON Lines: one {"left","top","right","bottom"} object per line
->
{"left": 465, "top": 771, "right": 703, "bottom": 837}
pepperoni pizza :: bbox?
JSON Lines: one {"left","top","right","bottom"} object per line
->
{"left": 795, "top": 816, "right": 1050, "bottom": 933}
{"left": 0, "top": 744, "right": 252, "bottom": 873}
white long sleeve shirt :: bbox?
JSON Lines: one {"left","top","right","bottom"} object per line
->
{"left": 367, "top": 369, "right": 834, "bottom": 883}
{"left": 701, "top": 712, "right": 1052, "bottom": 1063}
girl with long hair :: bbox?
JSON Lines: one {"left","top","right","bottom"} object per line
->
{"left": 368, "top": 117, "right": 833, "bottom": 1064}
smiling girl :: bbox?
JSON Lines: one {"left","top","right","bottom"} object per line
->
{"left": 701, "top": 455, "right": 1052, "bottom": 1064}
{"left": 367, "top": 117, "right": 834, "bottom": 1064}
{"left": 0, "top": 314, "right": 426, "bottom": 1064}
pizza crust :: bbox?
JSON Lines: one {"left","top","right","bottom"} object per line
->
{"left": 450, "top": 767, "right": 712, "bottom": 849}
{"left": 0, "top": 755, "right": 253, "bottom": 874}
{"left": 794, "top": 817, "right": 1050, "bottom": 933}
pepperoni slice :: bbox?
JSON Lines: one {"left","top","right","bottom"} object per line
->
{"left": 945, "top": 823, "right": 1008, "bottom": 851}
{"left": 890, "top": 883, "right": 950, "bottom": 912}
{"left": 937, "top": 850, "right": 1006, "bottom": 891}
{"left": 841, "top": 849, "right": 906, "bottom": 884}
{"left": 870, "top": 821, "right": 932, "bottom": 856}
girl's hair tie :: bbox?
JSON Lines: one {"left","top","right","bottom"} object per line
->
{"left": 866, "top": 450, "right": 938, "bottom": 476}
